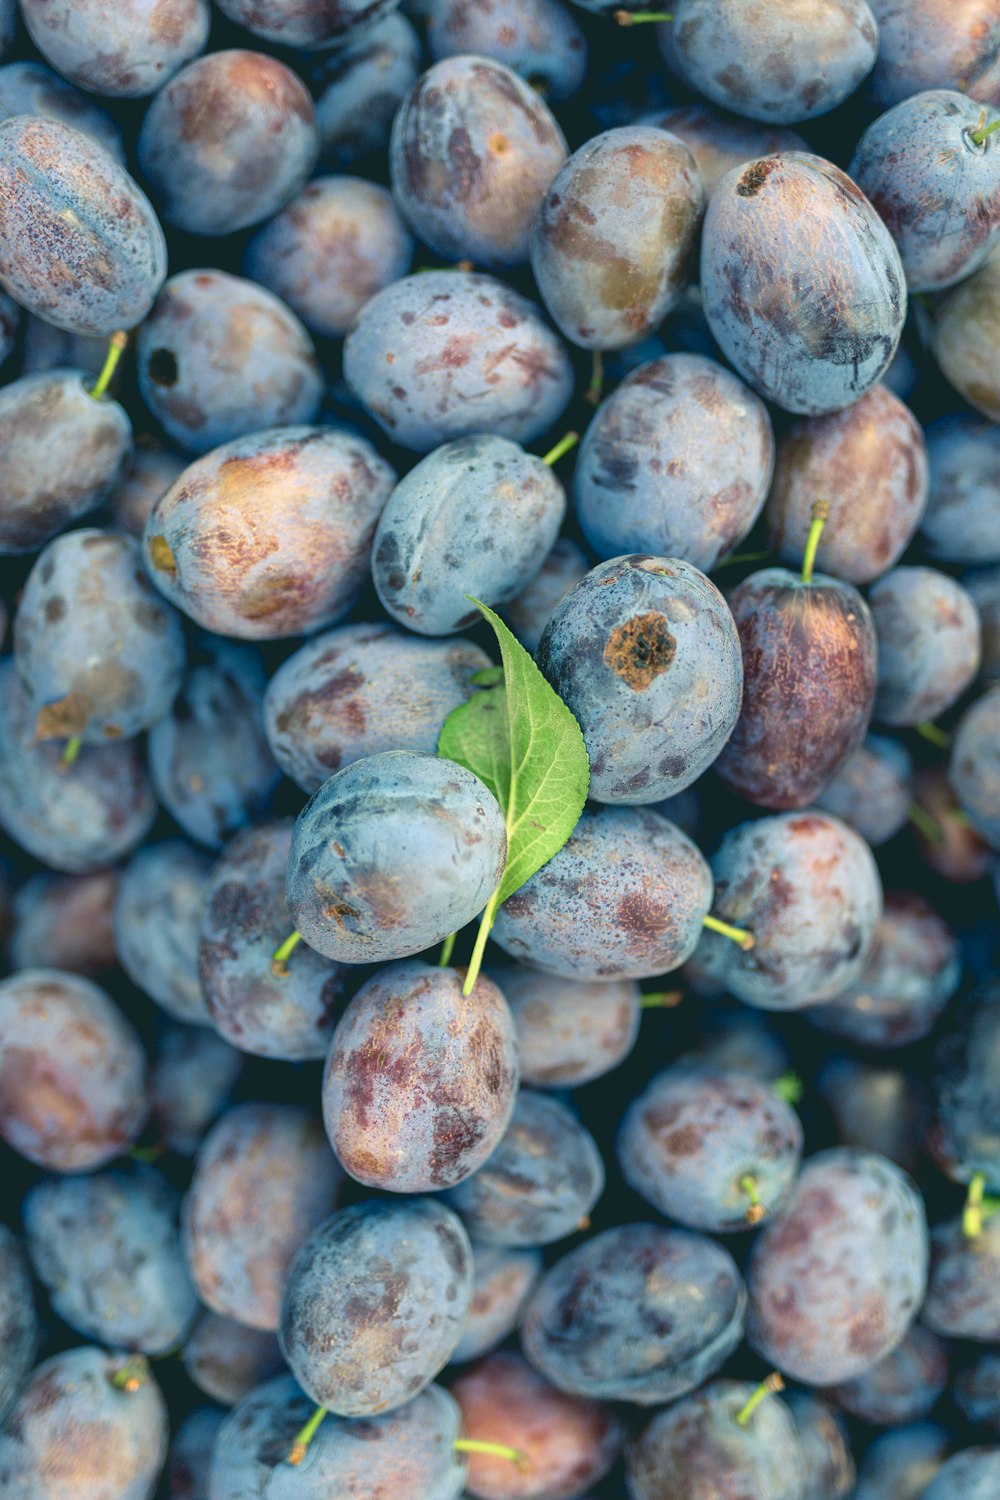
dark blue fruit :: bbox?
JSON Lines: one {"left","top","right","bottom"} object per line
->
{"left": 150, "top": 1023, "right": 243, "bottom": 1157}
{"left": 927, "top": 250, "right": 1000, "bottom": 421}
{"left": 426, "top": 0, "right": 587, "bottom": 101}
{"left": 816, "top": 733, "right": 913, "bottom": 847}
{"left": 495, "top": 964, "right": 640, "bottom": 1088}
{"left": 0, "top": 1227, "right": 35, "bottom": 1424}
{"left": 834, "top": 1323, "right": 949, "bottom": 1426}
{"left": 182, "top": 1311, "right": 284, "bottom": 1408}
{"left": 114, "top": 840, "right": 213, "bottom": 1026}
{"left": 923, "top": 1214, "right": 1000, "bottom": 1341}
{"left": 853, "top": 1423, "right": 949, "bottom": 1500}
{"left": 503, "top": 536, "right": 589, "bottom": 654}
{"left": 452, "top": 1243, "right": 543, "bottom": 1363}
{"left": 0, "top": 60, "right": 124, "bottom": 159}
{"left": 870, "top": 566, "right": 981, "bottom": 726}
{"left": 951, "top": 688, "right": 1000, "bottom": 850}
{"left": 922, "top": 1450, "right": 1000, "bottom": 1500}
{"left": 786, "top": 1392, "right": 855, "bottom": 1500}
{"left": 312, "top": 14, "right": 421, "bottom": 169}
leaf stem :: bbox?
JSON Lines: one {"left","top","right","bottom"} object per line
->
{"left": 615, "top": 8, "right": 674, "bottom": 22}
{"left": 916, "top": 720, "right": 951, "bottom": 749}
{"left": 703, "top": 913, "right": 755, "bottom": 951}
{"left": 463, "top": 888, "right": 500, "bottom": 996}
{"left": 735, "top": 1372, "right": 784, "bottom": 1427}
{"left": 439, "top": 931, "right": 457, "bottom": 967}
{"left": 965, "top": 1171, "right": 988, "bottom": 1239}
{"left": 585, "top": 349, "right": 603, "bottom": 406}
{"left": 271, "top": 929, "right": 303, "bottom": 977}
{"left": 800, "top": 500, "right": 829, "bottom": 585}
{"left": 740, "top": 1174, "right": 765, "bottom": 1225}
{"left": 109, "top": 1356, "right": 149, "bottom": 1393}
{"left": 639, "top": 990, "right": 683, "bottom": 1009}
{"left": 541, "top": 430, "right": 579, "bottom": 467}
{"left": 908, "top": 801, "right": 943, "bottom": 844}
{"left": 89, "top": 331, "right": 128, "bottom": 401}
{"left": 288, "top": 1405, "right": 328, "bottom": 1465}
{"left": 60, "top": 736, "right": 82, "bottom": 771}
{"left": 971, "top": 115, "right": 1000, "bottom": 146}
{"left": 773, "top": 1072, "right": 803, "bottom": 1106}
{"left": 454, "top": 1438, "right": 524, "bottom": 1464}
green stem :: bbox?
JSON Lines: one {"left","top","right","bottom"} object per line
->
{"left": 541, "top": 430, "right": 579, "bottom": 467}
{"left": 916, "top": 721, "right": 951, "bottom": 749}
{"left": 735, "top": 1372, "right": 784, "bottom": 1427}
{"left": 439, "top": 931, "right": 457, "bottom": 968}
{"left": 60, "top": 736, "right": 82, "bottom": 770}
{"left": 615, "top": 8, "right": 674, "bottom": 22}
{"left": 585, "top": 349, "right": 604, "bottom": 406}
{"left": 288, "top": 1405, "right": 328, "bottom": 1465}
{"left": 639, "top": 990, "right": 683, "bottom": 1009}
{"left": 773, "top": 1072, "right": 803, "bottom": 1106}
{"left": 714, "top": 550, "right": 771, "bottom": 571}
{"left": 454, "top": 1438, "right": 524, "bottom": 1464}
{"left": 271, "top": 929, "right": 303, "bottom": 977}
{"left": 109, "top": 1356, "right": 149, "bottom": 1393}
{"left": 740, "top": 1174, "right": 765, "bottom": 1225}
{"left": 801, "top": 500, "right": 829, "bottom": 585}
{"left": 971, "top": 115, "right": 1000, "bottom": 146}
{"left": 128, "top": 1143, "right": 165, "bottom": 1163}
{"left": 463, "top": 888, "right": 501, "bottom": 996}
{"left": 89, "top": 331, "right": 127, "bottom": 401}
{"left": 703, "top": 913, "right": 755, "bottom": 951}
{"left": 908, "top": 802, "right": 943, "bottom": 844}
{"left": 964, "top": 1171, "right": 988, "bottom": 1239}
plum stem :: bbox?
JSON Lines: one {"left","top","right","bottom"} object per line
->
{"left": 463, "top": 889, "right": 500, "bottom": 996}
{"left": 740, "top": 1174, "right": 766, "bottom": 1225}
{"left": 109, "top": 1356, "right": 149, "bottom": 1393}
{"left": 800, "top": 499, "right": 829, "bottom": 585}
{"left": 59, "top": 736, "right": 82, "bottom": 771}
{"left": 735, "top": 1372, "right": 784, "bottom": 1427}
{"left": 585, "top": 349, "right": 604, "bottom": 406}
{"left": 439, "top": 931, "right": 457, "bottom": 967}
{"left": 128, "top": 1142, "right": 165, "bottom": 1163}
{"left": 916, "top": 720, "right": 951, "bottom": 749}
{"left": 288, "top": 1405, "right": 328, "bottom": 1465}
{"left": 271, "top": 929, "right": 303, "bottom": 978}
{"left": 714, "top": 550, "right": 771, "bottom": 571}
{"left": 703, "top": 913, "right": 755, "bottom": 951}
{"left": 908, "top": 801, "right": 943, "bottom": 844}
{"left": 773, "top": 1072, "right": 803, "bottom": 1106}
{"left": 639, "top": 990, "right": 683, "bottom": 1009}
{"left": 541, "top": 431, "right": 579, "bottom": 467}
{"left": 971, "top": 115, "right": 1000, "bottom": 146}
{"left": 455, "top": 1438, "right": 525, "bottom": 1464}
{"left": 964, "top": 1171, "right": 988, "bottom": 1239}
{"left": 89, "top": 331, "right": 128, "bottom": 402}
{"left": 615, "top": 9, "right": 674, "bottom": 23}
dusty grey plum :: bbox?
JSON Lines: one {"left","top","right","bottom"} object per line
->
{"left": 215, "top": 0, "right": 399, "bottom": 46}
{"left": 574, "top": 355, "right": 774, "bottom": 570}
{"left": 115, "top": 841, "right": 212, "bottom": 1025}
{"left": 853, "top": 1423, "right": 949, "bottom": 1500}
{"left": 0, "top": 116, "right": 166, "bottom": 336}
{"left": 373, "top": 434, "right": 565, "bottom": 635}
{"left": 951, "top": 688, "right": 1000, "bottom": 849}
{"left": 834, "top": 1324, "right": 949, "bottom": 1426}
{"left": 503, "top": 536, "right": 589, "bottom": 654}
{"left": 452, "top": 1243, "right": 543, "bottom": 1363}
{"left": 968, "top": 565, "right": 1000, "bottom": 680}
{"left": 150, "top": 1023, "right": 242, "bottom": 1158}
{"left": 924, "top": 1214, "right": 1000, "bottom": 1341}
{"left": 342, "top": 270, "right": 573, "bottom": 452}
{"left": 287, "top": 751, "right": 507, "bottom": 964}
{"left": 695, "top": 812, "right": 883, "bottom": 1010}
{"left": 923, "top": 1451, "right": 1000, "bottom": 1500}
{"left": 323, "top": 960, "right": 518, "bottom": 1192}
{"left": 0, "top": 1227, "right": 35, "bottom": 1425}
{"left": 182, "top": 1312, "right": 284, "bottom": 1407}
{"left": 10, "top": 869, "right": 117, "bottom": 978}
{"left": 816, "top": 733, "right": 913, "bottom": 847}
{"left": 20, "top": 314, "right": 107, "bottom": 376}
{"left": 786, "top": 1393, "right": 855, "bottom": 1500}
{"left": 956, "top": 1354, "right": 1000, "bottom": 1433}
{"left": 312, "top": 13, "right": 421, "bottom": 169}
{"left": 0, "top": 969, "right": 147, "bottom": 1171}
{"left": 137, "top": 270, "right": 322, "bottom": 455}
{"left": 491, "top": 806, "right": 713, "bottom": 981}
{"left": 922, "top": 415, "right": 1000, "bottom": 564}
{"left": 494, "top": 965, "right": 641, "bottom": 1087}
{"left": 871, "top": 566, "right": 981, "bottom": 725}
{"left": 111, "top": 445, "right": 187, "bottom": 540}
{"left": 702, "top": 152, "right": 906, "bottom": 415}
{"left": 868, "top": 0, "right": 1000, "bottom": 109}
{"left": 21, "top": 0, "right": 209, "bottom": 97}
{"left": 928, "top": 248, "right": 1000, "bottom": 420}
{"left": 643, "top": 104, "right": 807, "bottom": 195}
{"left": 765, "top": 384, "right": 928, "bottom": 585}
{"left": 138, "top": 51, "right": 318, "bottom": 237}
{"left": 144, "top": 426, "right": 396, "bottom": 640}
{"left": 244, "top": 177, "right": 413, "bottom": 340}
{"left": 747, "top": 1149, "right": 928, "bottom": 1386}
{"left": 264, "top": 622, "right": 490, "bottom": 793}
{"left": 531, "top": 128, "right": 704, "bottom": 350}
{"left": 427, "top": 0, "right": 587, "bottom": 101}
{"left": 0, "top": 61, "right": 124, "bottom": 160}
{"left": 390, "top": 56, "right": 566, "bottom": 268}
{"left": 184, "top": 1102, "right": 344, "bottom": 1331}
{"left": 169, "top": 1408, "right": 225, "bottom": 1500}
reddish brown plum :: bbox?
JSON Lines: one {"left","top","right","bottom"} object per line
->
{"left": 10, "top": 870, "right": 116, "bottom": 979}
{"left": 137, "top": 270, "right": 322, "bottom": 456}
{"left": 748, "top": 1149, "right": 928, "bottom": 1386}
{"left": 929, "top": 249, "right": 1000, "bottom": 421}
{"left": 323, "top": 961, "right": 518, "bottom": 1193}
{"left": 150, "top": 1023, "right": 243, "bottom": 1158}
{"left": 199, "top": 820, "right": 346, "bottom": 1061}
{"left": 871, "top": 567, "right": 981, "bottom": 725}
{"left": 0, "top": 117, "right": 167, "bottom": 337}
{"left": 696, "top": 811, "right": 883, "bottom": 1009}
{"left": 504, "top": 536, "right": 590, "bottom": 655}
{"left": 912, "top": 766, "right": 993, "bottom": 882}
{"left": 922, "top": 416, "right": 1000, "bottom": 565}
{"left": 426, "top": 0, "right": 587, "bottom": 102}
{"left": 183, "top": 1102, "right": 344, "bottom": 1331}
{"left": 923, "top": 1213, "right": 1000, "bottom": 1341}
{"left": 834, "top": 1324, "right": 949, "bottom": 1426}
{"left": 765, "top": 385, "right": 928, "bottom": 585}
{"left": 216, "top": 0, "right": 398, "bottom": 46}
{"left": 816, "top": 733, "right": 913, "bottom": 847}
{"left": 144, "top": 426, "right": 396, "bottom": 640}
{"left": 21, "top": 0, "right": 209, "bottom": 97}
{"left": 531, "top": 128, "right": 704, "bottom": 350}
{"left": 244, "top": 177, "right": 413, "bottom": 341}
{"left": 312, "top": 14, "right": 421, "bottom": 169}
{"left": 137, "top": 51, "right": 318, "bottom": 236}
{"left": 0, "top": 969, "right": 147, "bottom": 1171}
{"left": 643, "top": 105, "right": 807, "bottom": 195}
{"left": 182, "top": 1312, "right": 285, "bottom": 1407}
{"left": 110, "top": 445, "right": 186, "bottom": 540}
{"left": 715, "top": 567, "right": 877, "bottom": 809}
{"left": 390, "top": 57, "right": 566, "bottom": 268}
{"left": 868, "top": 0, "right": 1000, "bottom": 109}
{"left": 493, "top": 965, "right": 641, "bottom": 1088}
{"left": 452, "top": 1243, "right": 543, "bottom": 1363}
{"left": 452, "top": 1352, "right": 622, "bottom": 1500}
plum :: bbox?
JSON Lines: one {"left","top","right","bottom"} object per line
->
{"left": 928, "top": 248, "right": 1000, "bottom": 421}
{"left": 495, "top": 965, "right": 640, "bottom": 1088}
{"left": 643, "top": 104, "right": 807, "bottom": 195}
{"left": 10, "top": 869, "right": 117, "bottom": 978}
{"left": 452, "top": 1243, "right": 543, "bottom": 1363}
{"left": 870, "top": 566, "right": 980, "bottom": 725}
{"left": 182, "top": 1312, "right": 285, "bottom": 1407}
{"left": 816, "top": 734, "right": 913, "bottom": 847}
{"left": 427, "top": 0, "right": 586, "bottom": 101}
{"left": 951, "top": 688, "right": 1000, "bottom": 849}
{"left": 312, "top": 13, "right": 420, "bottom": 169}
{"left": 20, "top": 0, "right": 208, "bottom": 97}
{"left": 868, "top": 0, "right": 1000, "bottom": 109}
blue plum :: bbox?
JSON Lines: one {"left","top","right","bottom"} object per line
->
{"left": 210, "top": 1375, "right": 465, "bottom": 1500}
{"left": 390, "top": 57, "right": 566, "bottom": 268}
{"left": 574, "top": 356, "right": 773, "bottom": 570}
{"left": 503, "top": 536, "right": 589, "bottom": 655}
{"left": 669, "top": 0, "right": 878, "bottom": 123}
{"left": 494, "top": 964, "right": 640, "bottom": 1087}
{"left": 110, "top": 445, "right": 186, "bottom": 540}
{"left": 279, "top": 1197, "right": 473, "bottom": 1415}
{"left": 871, "top": 566, "right": 981, "bottom": 725}
{"left": 24, "top": 1163, "right": 198, "bottom": 1355}
{"left": 930, "top": 987, "right": 1000, "bottom": 1190}
{"left": 0, "top": 1348, "right": 167, "bottom": 1500}
{"left": 0, "top": 283, "right": 16, "bottom": 362}
{"left": 531, "top": 128, "right": 704, "bottom": 350}
{"left": 924, "top": 1213, "right": 1000, "bottom": 1340}
{"left": 956, "top": 1354, "right": 1000, "bottom": 1433}
{"left": 311, "top": 13, "right": 421, "bottom": 169}
{"left": 853, "top": 1423, "right": 949, "bottom": 1500}
{"left": 445, "top": 1090, "right": 604, "bottom": 1246}
{"left": 215, "top": 0, "right": 399, "bottom": 46}
{"left": 922, "top": 417, "right": 1000, "bottom": 564}
{"left": 684, "top": 1005, "right": 792, "bottom": 1083}
{"left": 922, "top": 1450, "right": 1000, "bottom": 1500}
{"left": 765, "top": 384, "right": 928, "bottom": 585}
{"left": 115, "top": 841, "right": 212, "bottom": 1026}
{"left": 927, "top": 248, "right": 1000, "bottom": 420}
{"left": 816, "top": 733, "right": 913, "bottom": 847}
{"left": 373, "top": 435, "right": 565, "bottom": 634}
{"left": 968, "top": 565, "right": 1000, "bottom": 680}
{"left": 868, "top": 0, "right": 1000, "bottom": 109}
{"left": 0, "top": 369, "right": 132, "bottom": 555}
{"left": 626, "top": 1380, "right": 806, "bottom": 1500}
{"left": 137, "top": 270, "right": 322, "bottom": 456}
{"left": 451, "top": 1243, "right": 542, "bottom": 1363}
{"left": 148, "top": 640, "right": 281, "bottom": 850}
{"left": 851, "top": 91, "right": 1000, "bottom": 292}
{"left": 21, "top": 0, "right": 208, "bottom": 96}
{"left": 537, "top": 555, "right": 743, "bottom": 803}
{"left": 834, "top": 1324, "right": 949, "bottom": 1426}
{"left": 818, "top": 1058, "right": 929, "bottom": 1175}
{"left": 20, "top": 314, "right": 107, "bottom": 376}
{"left": 184, "top": 1102, "right": 344, "bottom": 1331}
{"left": 244, "top": 177, "right": 413, "bottom": 340}
{"left": 491, "top": 806, "right": 713, "bottom": 981}
{"left": 0, "top": 116, "right": 166, "bottom": 336}
{"left": 747, "top": 1148, "right": 928, "bottom": 1385}
{"left": 144, "top": 427, "right": 396, "bottom": 639}
{"left": 0, "top": 61, "right": 124, "bottom": 161}
{"left": 521, "top": 1224, "right": 746, "bottom": 1404}
{"left": 702, "top": 153, "right": 906, "bottom": 415}
{"left": 10, "top": 869, "right": 117, "bottom": 978}
{"left": 287, "top": 751, "right": 507, "bottom": 964}
{"left": 913, "top": 764, "right": 994, "bottom": 881}
{"left": 150, "top": 1023, "right": 243, "bottom": 1157}
{"left": 199, "top": 821, "right": 345, "bottom": 1060}
{"left": 0, "top": 658, "right": 156, "bottom": 873}
{"left": 0, "top": 968, "right": 148, "bottom": 1171}
{"left": 427, "top": 0, "right": 586, "bottom": 101}
{"left": 809, "top": 891, "right": 960, "bottom": 1048}
{"left": 264, "top": 622, "right": 490, "bottom": 793}
{"left": 785, "top": 1393, "right": 855, "bottom": 1500}
{"left": 182, "top": 1312, "right": 284, "bottom": 1407}
{"left": 169, "top": 1408, "right": 225, "bottom": 1500}
{"left": 951, "top": 688, "right": 1000, "bottom": 849}
{"left": 642, "top": 104, "right": 807, "bottom": 195}
{"left": 138, "top": 51, "right": 318, "bottom": 236}
{"left": 0, "top": 1227, "right": 35, "bottom": 1425}
{"left": 617, "top": 1067, "right": 803, "bottom": 1232}
{"left": 342, "top": 270, "right": 573, "bottom": 453}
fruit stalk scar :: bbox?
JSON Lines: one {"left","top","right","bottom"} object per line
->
{"left": 287, "top": 1404, "right": 328, "bottom": 1465}
{"left": 740, "top": 1173, "right": 765, "bottom": 1225}
{"left": 703, "top": 913, "right": 755, "bottom": 951}
{"left": 271, "top": 929, "right": 303, "bottom": 977}
{"left": 735, "top": 1372, "right": 784, "bottom": 1427}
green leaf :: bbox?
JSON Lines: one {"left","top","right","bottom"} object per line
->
{"left": 437, "top": 597, "right": 590, "bottom": 992}
{"left": 470, "top": 665, "right": 505, "bottom": 688}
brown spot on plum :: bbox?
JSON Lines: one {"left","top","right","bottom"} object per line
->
{"left": 603, "top": 613, "right": 676, "bottom": 689}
